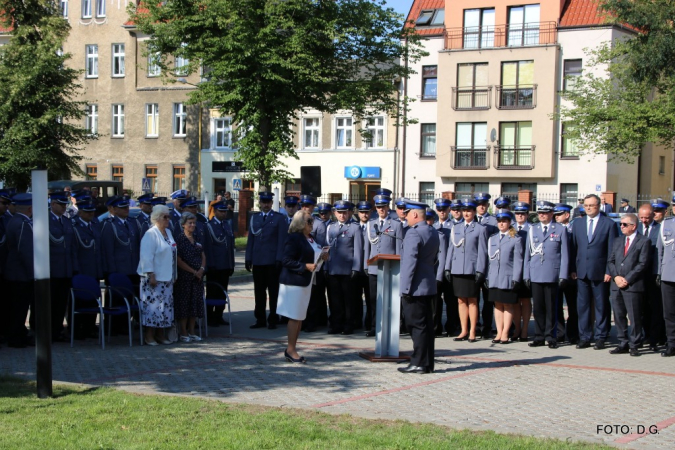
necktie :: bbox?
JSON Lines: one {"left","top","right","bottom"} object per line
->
{"left": 263, "top": 214, "right": 267, "bottom": 222}
{"left": 124, "top": 220, "right": 129, "bottom": 231}
{"left": 379, "top": 220, "right": 383, "bottom": 229}
{"left": 499, "top": 234, "right": 504, "bottom": 241}
{"left": 587, "top": 218, "right": 594, "bottom": 242}
{"left": 624, "top": 237, "right": 630, "bottom": 256}
{"left": 361, "top": 225, "right": 365, "bottom": 232}
{"left": 543, "top": 225, "right": 548, "bottom": 235}
{"left": 644, "top": 226, "right": 649, "bottom": 236}
{"left": 339, "top": 223, "right": 343, "bottom": 230}
{"left": 478, "top": 216, "right": 482, "bottom": 224}
{"left": 518, "top": 225, "right": 522, "bottom": 232}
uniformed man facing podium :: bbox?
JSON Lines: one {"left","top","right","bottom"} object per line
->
{"left": 398, "top": 200, "right": 440, "bottom": 374}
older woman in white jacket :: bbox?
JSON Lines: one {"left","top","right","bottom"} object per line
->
{"left": 137, "top": 205, "right": 177, "bottom": 345}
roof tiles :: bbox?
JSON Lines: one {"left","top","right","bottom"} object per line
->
{"left": 560, "top": 0, "right": 608, "bottom": 27}
{"left": 405, "top": 0, "right": 444, "bottom": 36}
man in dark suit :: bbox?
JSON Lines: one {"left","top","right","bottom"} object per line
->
{"left": 570, "top": 194, "right": 619, "bottom": 350}
{"left": 398, "top": 200, "right": 440, "bottom": 374}
{"left": 619, "top": 199, "right": 636, "bottom": 213}
{"left": 600, "top": 195, "right": 613, "bottom": 215}
{"left": 637, "top": 202, "right": 664, "bottom": 351}
{"left": 608, "top": 213, "right": 650, "bottom": 356}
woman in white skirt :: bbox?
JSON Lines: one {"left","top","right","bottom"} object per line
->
{"left": 277, "top": 211, "right": 328, "bottom": 363}
{"left": 137, "top": 204, "right": 177, "bottom": 345}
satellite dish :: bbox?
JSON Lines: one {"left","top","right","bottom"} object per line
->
{"left": 490, "top": 128, "right": 497, "bottom": 143}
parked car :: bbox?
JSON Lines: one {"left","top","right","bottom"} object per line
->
{"left": 48, "top": 180, "right": 123, "bottom": 204}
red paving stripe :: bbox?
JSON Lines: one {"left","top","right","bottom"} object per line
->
{"left": 310, "top": 367, "right": 502, "bottom": 409}
{"left": 614, "top": 415, "right": 675, "bottom": 444}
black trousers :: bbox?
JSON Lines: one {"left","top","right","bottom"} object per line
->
{"left": 561, "top": 279, "right": 578, "bottom": 341}
{"left": 480, "top": 284, "right": 493, "bottom": 336}
{"left": 643, "top": 275, "right": 665, "bottom": 345}
{"left": 306, "top": 271, "right": 328, "bottom": 327}
{"left": 532, "top": 282, "right": 563, "bottom": 343}
{"left": 368, "top": 274, "right": 379, "bottom": 331}
{"left": 252, "top": 264, "right": 279, "bottom": 325}
{"left": 8, "top": 280, "right": 34, "bottom": 346}
{"left": 661, "top": 281, "right": 675, "bottom": 347}
{"left": 353, "top": 272, "right": 369, "bottom": 330}
{"left": 206, "top": 269, "right": 231, "bottom": 320}
{"left": 611, "top": 289, "right": 642, "bottom": 349}
{"left": 434, "top": 278, "right": 459, "bottom": 335}
{"left": 0, "top": 276, "right": 10, "bottom": 340}
{"left": 327, "top": 274, "right": 354, "bottom": 331}
{"left": 402, "top": 294, "right": 435, "bottom": 370}
{"left": 51, "top": 277, "right": 71, "bottom": 338}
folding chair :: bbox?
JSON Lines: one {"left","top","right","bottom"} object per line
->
{"left": 202, "top": 281, "right": 233, "bottom": 337}
{"left": 107, "top": 273, "right": 143, "bottom": 346}
{"left": 70, "top": 274, "right": 104, "bottom": 348}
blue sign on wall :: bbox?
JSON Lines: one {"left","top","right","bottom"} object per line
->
{"left": 344, "top": 166, "right": 381, "bottom": 180}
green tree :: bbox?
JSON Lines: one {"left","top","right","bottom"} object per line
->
{"left": 0, "top": 0, "right": 91, "bottom": 190}
{"left": 557, "top": 1, "right": 675, "bottom": 162}
{"left": 130, "top": 0, "right": 423, "bottom": 189}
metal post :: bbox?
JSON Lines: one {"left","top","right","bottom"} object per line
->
{"left": 32, "top": 169, "right": 52, "bottom": 398}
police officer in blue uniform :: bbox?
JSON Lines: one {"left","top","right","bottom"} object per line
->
{"left": 554, "top": 203, "right": 578, "bottom": 343}
{"left": 475, "top": 193, "right": 498, "bottom": 338}
{"left": 135, "top": 193, "right": 154, "bottom": 239}
{"left": 444, "top": 199, "right": 488, "bottom": 341}
{"left": 449, "top": 199, "right": 464, "bottom": 225}
{"left": 0, "top": 189, "right": 11, "bottom": 281}
{"left": 363, "top": 195, "right": 403, "bottom": 336}
{"left": 657, "top": 195, "right": 675, "bottom": 356}
{"left": 432, "top": 198, "right": 459, "bottom": 336}
{"left": 48, "top": 191, "right": 79, "bottom": 341}
{"left": 305, "top": 200, "right": 331, "bottom": 331}
{"left": 283, "top": 196, "right": 300, "bottom": 224}
{"left": 639, "top": 200, "right": 666, "bottom": 351}
{"left": 170, "top": 190, "right": 188, "bottom": 236}
{"left": 398, "top": 200, "right": 440, "bottom": 374}
{"left": 4, "top": 194, "right": 35, "bottom": 348}
{"left": 394, "top": 197, "right": 409, "bottom": 226}
{"left": 245, "top": 192, "right": 287, "bottom": 329}
{"left": 325, "top": 200, "right": 364, "bottom": 334}
{"left": 354, "top": 201, "right": 372, "bottom": 330}
{"left": 494, "top": 196, "right": 511, "bottom": 211}
{"left": 205, "top": 201, "right": 236, "bottom": 327}
{"left": 524, "top": 201, "right": 569, "bottom": 348}
{"left": 511, "top": 201, "right": 532, "bottom": 341}
{"left": 299, "top": 194, "right": 316, "bottom": 215}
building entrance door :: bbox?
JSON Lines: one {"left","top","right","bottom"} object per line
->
{"left": 349, "top": 181, "right": 381, "bottom": 203}
{"left": 213, "top": 178, "right": 227, "bottom": 195}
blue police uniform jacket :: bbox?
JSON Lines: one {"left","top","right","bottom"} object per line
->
{"left": 444, "top": 220, "right": 488, "bottom": 275}
{"left": 637, "top": 221, "right": 660, "bottom": 275}
{"left": 400, "top": 222, "right": 439, "bottom": 296}
{"left": 205, "top": 217, "right": 235, "bottom": 271}
{"left": 325, "top": 221, "right": 364, "bottom": 276}
{"left": 363, "top": 216, "right": 403, "bottom": 275}
{"left": 435, "top": 227, "right": 450, "bottom": 282}
{"left": 524, "top": 222, "right": 569, "bottom": 283}
{"left": 570, "top": 214, "right": 618, "bottom": 280}
{"left": 245, "top": 210, "right": 287, "bottom": 266}
{"left": 478, "top": 213, "right": 499, "bottom": 235}
{"left": 134, "top": 212, "right": 152, "bottom": 240}
{"left": 279, "top": 232, "right": 317, "bottom": 287}
{"left": 170, "top": 208, "right": 183, "bottom": 236}
{"left": 311, "top": 218, "right": 332, "bottom": 247}
{"left": 4, "top": 213, "right": 34, "bottom": 282}
{"left": 486, "top": 232, "right": 523, "bottom": 289}
{"left": 72, "top": 217, "right": 103, "bottom": 279}
{"left": 0, "top": 213, "right": 6, "bottom": 276}
{"left": 657, "top": 218, "right": 675, "bottom": 282}
{"left": 101, "top": 216, "right": 141, "bottom": 276}
{"left": 49, "top": 211, "right": 78, "bottom": 278}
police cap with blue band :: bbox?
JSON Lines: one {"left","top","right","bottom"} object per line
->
{"left": 461, "top": 199, "right": 477, "bottom": 210}
{"left": 316, "top": 202, "right": 331, "bottom": 212}
{"left": 333, "top": 200, "right": 352, "bottom": 211}
{"left": 212, "top": 201, "right": 229, "bottom": 211}
{"left": 284, "top": 195, "right": 299, "bottom": 206}
{"left": 512, "top": 201, "right": 530, "bottom": 212}
{"left": 357, "top": 201, "right": 372, "bottom": 211}
{"left": 374, "top": 188, "right": 392, "bottom": 198}
{"left": 0, "top": 188, "right": 16, "bottom": 202}
{"left": 180, "top": 196, "right": 199, "bottom": 208}
{"left": 494, "top": 196, "right": 511, "bottom": 208}
{"left": 373, "top": 195, "right": 390, "bottom": 206}
{"left": 108, "top": 196, "right": 130, "bottom": 208}
{"left": 138, "top": 193, "right": 154, "bottom": 205}
{"left": 536, "top": 200, "right": 555, "bottom": 213}
{"left": 434, "top": 198, "right": 451, "bottom": 210}
{"left": 474, "top": 192, "right": 491, "bottom": 203}
{"left": 70, "top": 189, "right": 92, "bottom": 201}
{"left": 171, "top": 189, "right": 188, "bottom": 200}
{"left": 553, "top": 203, "right": 572, "bottom": 215}
{"left": 652, "top": 198, "right": 669, "bottom": 210}
{"left": 11, "top": 193, "right": 32, "bottom": 206}
{"left": 450, "top": 199, "right": 462, "bottom": 210}
{"left": 394, "top": 197, "right": 408, "bottom": 208}
{"left": 258, "top": 191, "right": 274, "bottom": 202}
{"left": 425, "top": 209, "right": 436, "bottom": 219}
{"left": 49, "top": 191, "right": 70, "bottom": 205}
{"left": 495, "top": 208, "right": 514, "bottom": 221}
{"left": 77, "top": 201, "right": 97, "bottom": 212}
{"left": 151, "top": 197, "right": 167, "bottom": 206}
{"left": 299, "top": 194, "right": 316, "bottom": 205}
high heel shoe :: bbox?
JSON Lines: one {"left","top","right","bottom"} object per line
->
{"left": 453, "top": 335, "right": 468, "bottom": 342}
{"left": 491, "top": 339, "right": 500, "bottom": 344}
{"left": 468, "top": 338, "right": 477, "bottom": 343}
{"left": 284, "top": 350, "right": 306, "bottom": 364}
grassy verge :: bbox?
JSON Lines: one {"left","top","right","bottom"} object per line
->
{"left": 235, "top": 236, "right": 247, "bottom": 251}
{"left": 0, "top": 377, "right": 608, "bottom": 450}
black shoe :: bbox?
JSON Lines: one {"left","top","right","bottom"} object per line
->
{"left": 661, "top": 347, "right": 675, "bottom": 357}
{"left": 341, "top": 329, "right": 354, "bottom": 335}
{"left": 576, "top": 340, "right": 591, "bottom": 349}
{"left": 491, "top": 339, "right": 500, "bottom": 344}
{"left": 453, "top": 335, "right": 468, "bottom": 342}
{"left": 649, "top": 344, "right": 659, "bottom": 352}
{"left": 249, "top": 323, "right": 266, "bottom": 329}
{"left": 528, "top": 340, "right": 545, "bottom": 347}
{"left": 284, "top": 350, "right": 306, "bottom": 364}
{"left": 568, "top": 337, "right": 579, "bottom": 345}
{"left": 593, "top": 340, "right": 606, "bottom": 350}
{"left": 468, "top": 338, "right": 477, "bottom": 343}
{"left": 397, "top": 364, "right": 430, "bottom": 374}
{"left": 629, "top": 348, "right": 640, "bottom": 357}
{"left": 365, "top": 330, "right": 375, "bottom": 337}
{"left": 400, "top": 330, "right": 410, "bottom": 336}
{"left": 267, "top": 323, "right": 277, "bottom": 330}
{"left": 547, "top": 341, "right": 559, "bottom": 349}
{"left": 327, "top": 328, "right": 342, "bottom": 335}
{"left": 610, "top": 346, "right": 628, "bottom": 354}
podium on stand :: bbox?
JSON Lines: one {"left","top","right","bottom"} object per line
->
{"left": 358, "top": 254, "right": 410, "bottom": 362}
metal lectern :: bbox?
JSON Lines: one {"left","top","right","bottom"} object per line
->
{"left": 358, "top": 254, "right": 409, "bottom": 362}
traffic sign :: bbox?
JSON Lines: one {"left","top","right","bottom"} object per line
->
{"left": 232, "top": 179, "right": 242, "bottom": 191}
{"left": 141, "top": 178, "right": 151, "bottom": 192}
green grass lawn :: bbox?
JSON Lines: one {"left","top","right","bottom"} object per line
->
{"left": 0, "top": 377, "right": 609, "bottom": 450}
{"left": 235, "top": 236, "right": 247, "bottom": 251}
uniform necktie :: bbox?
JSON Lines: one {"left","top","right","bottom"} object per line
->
{"left": 499, "top": 234, "right": 504, "bottom": 241}
{"left": 123, "top": 220, "right": 129, "bottom": 231}
{"left": 339, "top": 223, "right": 343, "bottom": 230}
{"left": 518, "top": 225, "right": 522, "bottom": 232}
{"left": 361, "top": 225, "right": 365, "bottom": 232}
{"left": 644, "top": 226, "right": 649, "bottom": 236}
{"left": 624, "top": 237, "right": 630, "bottom": 256}
{"left": 477, "top": 216, "right": 482, "bottom": 224}
{"left": 379, "top": 220, "right": 383, "bottom": 229}
{"left": 543, "top": 225, "right": 548, "bottom": 235}
{"left": 587, "top": 218, "right": 594, "bottom": 242}
{"left": 263, "top": 214, "right": 267, "bottom": 222}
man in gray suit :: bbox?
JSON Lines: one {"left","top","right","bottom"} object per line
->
{"left": 638, "top": 202, "right": 664, "bottom": 351}
{"left": 398, "top": 200, "right": 440, "bottom": 374}
{"left": 657, "top": 195, "right": 675, "bottom": 357}
{"left": 608, "top": 213, "right": 651, "bottom": 356}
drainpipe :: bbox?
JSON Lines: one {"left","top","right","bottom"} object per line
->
{"left": 393, "top": 77, "right": 401, "bottom": 196}
{"left": 400, "top": 38, "right": 409, "bottom": 196}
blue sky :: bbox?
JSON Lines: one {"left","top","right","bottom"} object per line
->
{"left": 384, "top": 0, "right": 412, "bottom": 19}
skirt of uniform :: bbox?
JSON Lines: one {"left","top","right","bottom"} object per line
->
{"left": 277, "top": 283, "right": 312, "bottom": 321}
{"left": 517, "top": 283, "right": 532, "bottom": 299}
{"left": 452, "top": 274, "right": 479, "bottom": 298}
{"left": 489, "top": 288, "right": 518, "bottom": 304}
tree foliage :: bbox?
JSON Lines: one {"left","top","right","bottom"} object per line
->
{"left": 130, "top": 0, "right": 424, "bottom": 188}
{"left": 557, "top": 0, "right": 675, "bottom": 162}
{"left": 0, "top": 0, "right": 91, "bottom": 190}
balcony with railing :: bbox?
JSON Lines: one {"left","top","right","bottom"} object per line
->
{"left": 496, "top": 85, "right": 536, "bottom": 109}
{"left": 494, "top": 145, "right": 535, "bottom": 170}
{"left": 451, "top": 146, "right": 490, "bottom": 170}
{"left": 444, "top": 21, "right": 557, "bottom": 50}
{"left": 452, "top": 86, "right": 492, "bottom": 110}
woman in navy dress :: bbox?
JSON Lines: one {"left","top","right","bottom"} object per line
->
{"left": 175, "top": 212, "right": 206, "bottom": 342}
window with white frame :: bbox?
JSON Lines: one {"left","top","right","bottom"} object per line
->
{"left": 214, "top": 117, "right": 232, "bottom": 148}
{"left": 421, "top": 124, "right": 436, "bottom": 156}
{"left": 173, "top": 103, "right": 187, "bottom": 137}
{"left": 147, "top": 52, "right": 160, "bottom": 77}
{"left": 85, "top": 44, "right": 98, "bottom": 78}
{"left": 419, "top": 182, "right": 435, "bottom": 204}
{"left": 112, "top": 44, "right": 125, "bottom": 77}
{"left": 146, "top": 104, "right": 159, "bottom": 137}
{"left": 303, "top": 117, "right": 320, "bottom": 149}
{"left": 85, "top": 104, "right": 98, "bottom": 135}
{"left": 175, "top": 44, "right": 189, "bottom": 75}
{"left": 365, "top": 116, "right": 385, "bottom": 148}
{"left": 335, "top": 117, "right": 353, "bottom": 148}
{"left": 82, "top": 0, "right": 92, "bottom": 18}
{"left": 112, "top": 104, "right": 125, "bottom": 137}
{"left": 61, "top": 0, "right": 68, "bottom": 18}
{"left": 96, "top": 0, "right": 105, "bottom": 17}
